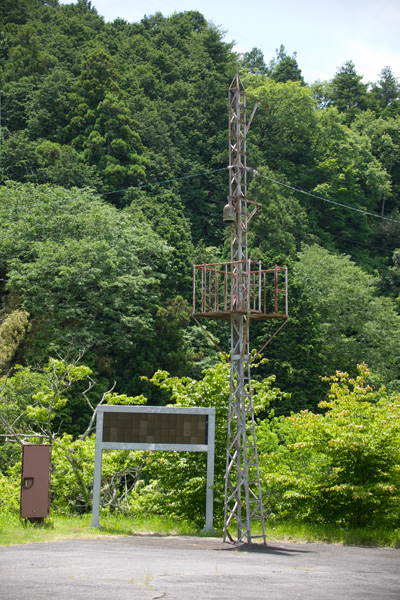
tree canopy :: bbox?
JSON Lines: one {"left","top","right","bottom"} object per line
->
{"left": 0, "top": 2, "right": 399, "bottom": 418}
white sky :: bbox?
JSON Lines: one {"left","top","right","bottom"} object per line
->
{"left": 59, "top": 0, "right": 400, "bottom": 84}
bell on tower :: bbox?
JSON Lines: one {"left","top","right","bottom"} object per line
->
{"left": 223, "top": 198, "right": 236, "bottom": 222}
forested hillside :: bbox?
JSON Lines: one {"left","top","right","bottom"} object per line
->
{"left": 1, "top": 0, "right": 400, "bottom": 416}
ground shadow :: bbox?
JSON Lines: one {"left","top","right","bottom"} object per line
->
{"left": 216, "top": 542, "right": 315, "bottom": 556}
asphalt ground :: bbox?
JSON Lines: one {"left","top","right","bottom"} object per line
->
{"left": 1, "top": 535, "right": 400, "bottom": 599}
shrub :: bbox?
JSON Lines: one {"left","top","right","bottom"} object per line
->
{"left": 259, "top": 365, "right": 400, "bottom": 527}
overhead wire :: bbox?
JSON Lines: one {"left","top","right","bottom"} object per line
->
{"left": 329, "top": 234, "right": 394, "bottom": 255}
{"left": 1, "top": 165, "right": 399, "bottom": 250}
{"left": 100, "top": 166, "right": 228, "bottom": 196}
{"left": 0, "top": 167, "right": 228, "bottom": 213}
{"left": 247, "top": 167, "right": 400, "bottom": 226}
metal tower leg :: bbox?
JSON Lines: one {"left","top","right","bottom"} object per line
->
{"left": 223, "top": 313, "right": 266, "bottom": 544}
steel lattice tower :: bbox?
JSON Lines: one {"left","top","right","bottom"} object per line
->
{"left": 223, "top": 72, "right": 265, "bottom": 544}
{"left": 192, "top": 72, "right": 288, "bottom": 544}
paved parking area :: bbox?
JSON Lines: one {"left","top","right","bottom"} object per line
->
{"left": 1, "top": 536, "right": 399, "bottom": 599}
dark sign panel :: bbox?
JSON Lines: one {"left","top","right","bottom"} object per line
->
{"left": 102, "top": 412, "right": 207, "bottom": 445}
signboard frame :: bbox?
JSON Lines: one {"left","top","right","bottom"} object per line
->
{"left": 90, "top": 405, "right": 216, "bottom": 531}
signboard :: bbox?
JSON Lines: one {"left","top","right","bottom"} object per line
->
{"left": 91, "top": 406, "right": 216, "bottom": 531}
{"left": 102, "top": 410, "right": 208, "bottom": 445}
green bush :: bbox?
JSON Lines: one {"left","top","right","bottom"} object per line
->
{"left": 259, "top": 365, "right": 400, "bottom": 527}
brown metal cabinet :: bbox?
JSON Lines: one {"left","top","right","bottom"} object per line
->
{"left": 20, "top": 444, "right": 52, "bottom": 520}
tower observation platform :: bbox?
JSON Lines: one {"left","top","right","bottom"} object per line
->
{"left": 193, "top": 260, "right": 288, "bottom": 321}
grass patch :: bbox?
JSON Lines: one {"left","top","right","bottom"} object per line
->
{"left": 0, "top": 511, "right": 200, "bottom": 547}
{"left": 262, "top": 519, "right": 400, "bottom": 548}
{"left": 1, "top": 511, "right": 399, "bottom": 548}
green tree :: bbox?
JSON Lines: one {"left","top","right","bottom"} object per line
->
{"left": 351, "top": 111, "right": 400, "bottom": 218}
{"left": 369, "top": 66, "right": 400, "bottom": 116}
{"left": 2, "top": 24, "right": 57, "bottom": 82}
{"left": 124, "top": 188, "right": 194, "bottom": 297}
{"left": 252, "top": 279, "right": 327, "bottom": 415}
{"left": 248, "top": 165, "right": 311, "bottom": 265}
{"left": 1, "top": 78, "right": 33, "bottom": 132}
{"left": 239, "top": 47, "right": 267, "bottom": 75}
{"left": 0, "top": 366, "right": 46, "bottom": 473}
{"left": 25, "top": 67, "right": 75, "bottom": 142}
{"left": 65, "top": 49, "right": 147, "bottom": 192}
{"left": 35, "top": 141, "right": 102, "bottom": 189}
{"left": 293, "top": 245, "right": 400, "bottom": 387}
{"left": 268, "top": 45, "right": 304, "bottom": 85}
{"left": 329, "top": 61, "right": 368, "bottom": 121}
{"left": 0, "top": 131, "right": 38, "bottom": 182}
{"left": 310, "top": 79, "right": 333, "bottom": 110}
{"left": 0, "top": 0, "right": 41, "bottom": 26}
{"left": 380, "top": 248, "right": 400, "bottom": 303}
{"left": 246, "top": 76, "right": 317, "bottom": 179}
{"left": 1, "top": 133, "right": 101, "bottom": 188}
{"left": 310, "top": 107, "right": 392, "bottom": 258}
{"left": 0, "top": 183, "right": 169, "bottom": 370}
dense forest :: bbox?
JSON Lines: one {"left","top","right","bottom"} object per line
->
{"left": 1, "top": 0, "right": 400, "bottom": 527}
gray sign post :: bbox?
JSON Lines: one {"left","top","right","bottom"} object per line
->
{"left": 91, "top": 406, "right": 216, "bottom": 532}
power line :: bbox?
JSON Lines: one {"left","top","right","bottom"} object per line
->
{"left": 0, "top": 167, "right": 228, "bottom": 213}
{"left": 100, "top": 167, "right": 228, "bottom": 196}
{"left": 2, "top": 164, "right": 400, "bottom": 232}
{"left": 248, "top": 168, "right": 400, "bottom": 225}
{"left": 333, "top": 234, "right": 394, "bottom": 255}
